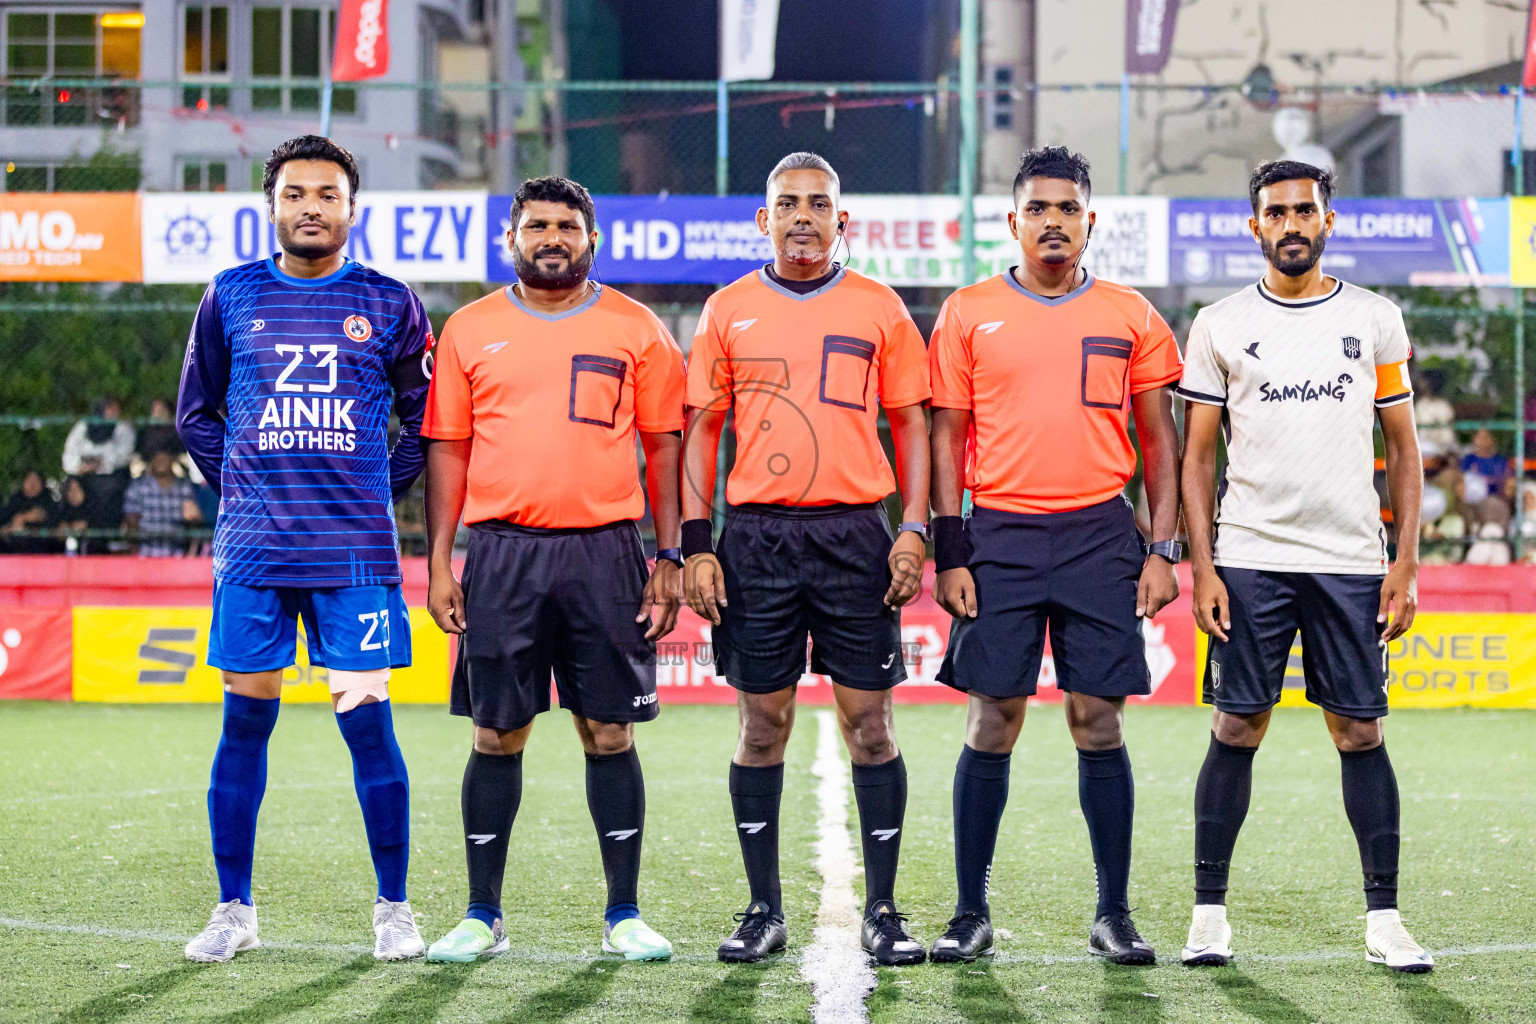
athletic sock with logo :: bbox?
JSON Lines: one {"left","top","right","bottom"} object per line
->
{"left": 1340, "top": 743, "right": 1401, "bottom": 911}
{"left": 729, "top": 761, "right": 784, "bottom": 915}
{"left": 1193, "top": 734, "right": 1259, "bottom": 905}
{"left": 851, "top": 753, "right": 907, "bottom": 914}
{"left": 335, "top": 699, "right": 410, "bottom": 903}
{"left": 461, "top": 749, "right": 523, "bottom": 928}
{"left": 953, "top": 745, "right": 1010, "bottom": 916}
{"left": 585, "top": 746, "right": 646, "bottom": 928}
{"left": 1078, "top": 745, "right": 1135, "bottom": 918}
{"left": 208, "top": 692, "right": 281, "bottom": 906}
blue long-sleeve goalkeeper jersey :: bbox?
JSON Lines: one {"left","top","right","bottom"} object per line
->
{"left": 176, "top": 256, "right": 433, "bottom": 587}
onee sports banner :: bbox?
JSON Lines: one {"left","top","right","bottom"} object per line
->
{"left": 1192, "top": 612, "right": 1536, "bottom": 711}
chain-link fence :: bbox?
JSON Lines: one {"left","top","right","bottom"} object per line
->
{"left": 4, "top": 79, "right": 1525, "bottom": 197}
{"left": 5, "top": 76, "right": 1536, "bottom": 559}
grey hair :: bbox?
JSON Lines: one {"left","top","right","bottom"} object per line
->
{"left": 766, "top": 151, "right": 840, "bottom": 202}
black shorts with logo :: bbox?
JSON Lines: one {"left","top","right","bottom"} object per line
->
{"left": 713, "top": 502, "right": 906, "bottom": 693}
{"left": 938, "top": 496, "right": 1151, "bottom": 700}
{"left": 450, "top": 519, "right": 658, "bottom": 731}
{"left": 1204, "top": 566, "right": 1389, "bottom": 718}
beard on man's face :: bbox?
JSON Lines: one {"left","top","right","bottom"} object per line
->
{"left": 1261, "top": 231, "right": 1327, "bottom": 277}
{"left": 276, "top": 216, "right": 348, "bottom": 261}
{"left": 513, "top": 243, "right": 594, "bottom": 290}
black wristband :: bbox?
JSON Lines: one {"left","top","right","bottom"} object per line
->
{"left": 932, "top": 515, "right": 973, "bottom": 572}
{"left": 680, "top": 518, "right": 715, "bottom": 559}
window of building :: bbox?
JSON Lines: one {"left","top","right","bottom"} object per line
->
{"left": 988, "top": 66, "right": 1014, "bottom": 132}
{"left": 3, "top": 157, "right": 138, "bottom": 191}
{"left": 179, "top": 158, "right": 229, "bottom": 191}
{"left": 1, "top": 9, "right": 142, "bottom": 126}
{"left": 181, "top": 4, "right": 229, "bottom": 110}
{"left": 250, "top": 6, "right": 355, "bottom": 115}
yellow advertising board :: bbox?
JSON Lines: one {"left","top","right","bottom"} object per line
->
{"left": 72, "top": 607, "right": 450, "bottom": 703}
{"left": 1193, "top": 612, "right": 1536, "bottom": 710}
{"left": 1510, "top": 197, "right": 1536, "bottom": 287}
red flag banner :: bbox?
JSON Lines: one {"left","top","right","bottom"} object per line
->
{"left": 1125, "top": 0, "right": 1181, "bottom": 76}
{"left": 332, "top": 0, "right": 389, "bottom": 82}
{"left": 1524, "top": 0, "right": 1536, "bottom": 89}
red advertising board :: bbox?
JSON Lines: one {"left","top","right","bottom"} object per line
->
{"left": 0, "top": 606, "right": 72, "bottom": 700}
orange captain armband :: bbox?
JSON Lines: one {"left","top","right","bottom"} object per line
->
{"left": 1374, "top": 360, "right": 1412, "bottom": 407}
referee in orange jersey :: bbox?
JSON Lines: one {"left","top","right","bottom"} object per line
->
{"left": 926, "top": 148, "right": 1184, "bottom": 965}
{"left": 420, "top": 177, "right": 684, "bottom": 963}
{"left": 682, "top": 152, "right": 932, "bottom": 965}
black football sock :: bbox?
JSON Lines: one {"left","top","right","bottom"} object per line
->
{"left": 585, "top": 746, "right": 646, "bottom": 926}
{"left": 851, "top": 753, "right": 907, "bottom": 914}
{"left": 1193, "top": 734, "right": 1258, "bottom": 906}
{"left": 1078, "top": 745, "right": 1135, "bottom": 919}
{"left": 461, "top": 749, "right": 523, "bottom": 926}
{"left": 1340, "top": 743, "right": 1400, "bottom": 912}
{"left": 953, "top": 745, "right": 1010, "bottom": 916}
{"left": 729, "top": 762, "right": 783, "bottom": 915}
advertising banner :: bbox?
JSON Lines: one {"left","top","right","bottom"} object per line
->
{"left": 494, "top": 194, "right": 1170, "bottom": 288}
{"left": 1125, "top": 0, "right": 1181, "bottom": 75}
{"left": 332, "top": 0, "right": 389, "bottom": 82}
{"left": 0, "top": 193, "right": 141, "bottom": 282}
{"left": 1193, "top": 612, "right": 1536, "bottom": 710}
{"left": 656, "top": 588, "right": 1196, "bottom": 706}
{"left": 141, "top": 191, "right": 487, "bottom": 283}
{"left": 486, "top": 193, "right": 768, "bottom": 285}
{"left": 71, "top": 606, "right": 449, "bottom": 703}
{"left": 720, "top": 0, "right": 780, "bottom": 82}
{"left": 1170, "top": 197, "right": 1510, "bottom": 287}
{"left": 0, "top": 606, "right": 72, "bottom": 700}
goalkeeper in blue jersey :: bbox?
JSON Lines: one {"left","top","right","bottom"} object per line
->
{"left": 176, "top": 136, "right": 433, "bottom": 962}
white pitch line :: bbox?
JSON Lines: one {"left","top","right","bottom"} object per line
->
{"left": 801, "top": 710, "right": 876, "bottom": 1024}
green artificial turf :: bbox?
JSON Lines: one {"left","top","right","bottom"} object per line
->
{"left": 0, "top": 702, "right": 1531, "bottom": 1023}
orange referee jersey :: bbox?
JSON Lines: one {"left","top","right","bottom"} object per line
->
{"left": 422, "top": 283, "right": 686, "bottom": 528}
{"left": 686, "top": 267, "right": 930, "bottom": 507}
{"left": 929, "top": 271, "right": 1182, "bottom": 514}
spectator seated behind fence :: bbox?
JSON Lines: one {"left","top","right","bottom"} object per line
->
{"left": 135, "top": 397, "right": 184, "bottom": 464}
{"left": 63, "top": 397, "right": 136, "bottom": 528}
{"left": 56, "top": 474, "right": 120, "bottom": 554}
{"left": 1458, "top": 428, "right": 1516, "bottom": 535}
{"left": 0, "top": 470, "right": 59, "bottom": 554}
{"left": 1414, "top": 368, "right": 1458, "bottom": 472}
{"left": 123, "top": 449, "right": 202, "bottom": 557}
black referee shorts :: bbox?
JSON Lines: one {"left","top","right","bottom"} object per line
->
{"left": 713, "top": 502, "right": 906, "bottom": 693}
{"left": 938, "top": 496, "right": 1151, "bottom": 700}
{"left": 450, "top": 519, "right": 658, "bottom": 732}
{"left": 1204, "top": 566, "right": 1389, "bottom": 719}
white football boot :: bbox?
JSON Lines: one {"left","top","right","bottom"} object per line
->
{"left": 1365, "top": 909, "right": 1434, "bottom": 973}
{"left": 1181, "top": 904, "right": 1233, "bottom": 966}
{"left": 185, "top": 899, "right": 260, "bottom": 963}
{"left": 373, "top": 899, "right": 426, "bottom": 960}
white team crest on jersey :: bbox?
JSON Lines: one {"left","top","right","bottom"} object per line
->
{"left": 251, "top": 319, "right": 266, "bottom": 332}
{"left": 343, "top": 315, "right": 373, "bottom": 342}
{"left": 1342, "top": 335, "right": 1361, "bottom": 360}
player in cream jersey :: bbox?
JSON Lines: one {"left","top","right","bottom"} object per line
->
{"left": 1177, "top": 276, "right": 1413, "bottom": 573}
{"left": 1178, "top": 160, "right": 1433, "bottom": 974}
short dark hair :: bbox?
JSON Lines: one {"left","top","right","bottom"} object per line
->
{"left": 1013, "top": 146, "right": 1092, "bottom": 204}
{"left": 510, "top": 176, "right": 596, "bottom": 234}
{"left": 263, "top": 135, "right": 360, "bottom": 210}
{"left": 1248, "top": 159, "right": 1334, "bottom": 214}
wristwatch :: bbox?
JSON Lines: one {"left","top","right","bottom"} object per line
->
{"left": 1148, "top": 540, "right": 1183, "bottom": 564}
{"left": 655, "top": 547, "right": 684, "bottom": 568}
{"left": 898, "top": 521, "right": 929, "bottom": 540}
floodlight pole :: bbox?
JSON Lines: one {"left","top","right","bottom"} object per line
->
{"left": 959, "top": 0, "right": 979, "bottom": 285}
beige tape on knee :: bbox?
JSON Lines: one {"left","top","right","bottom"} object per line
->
{"left": 329, "top": 668, "right": 391, "bottom": 712}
